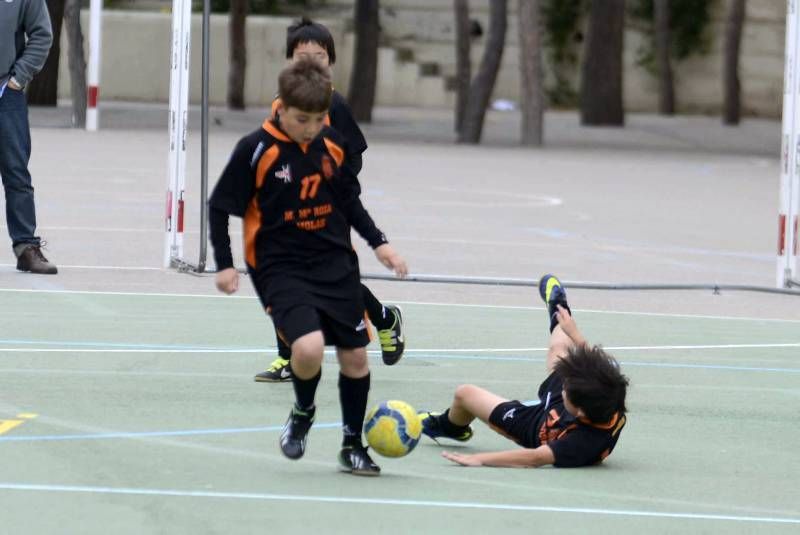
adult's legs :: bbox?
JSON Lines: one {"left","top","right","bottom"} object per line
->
{"left": 0, "top": 89, "right": 39, "bottom": 249}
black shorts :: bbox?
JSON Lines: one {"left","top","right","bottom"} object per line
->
{"left": 271, "top": 302, "right": 370, "bottom": 348}
{"left": 488, "top": 372, "right": 564, "bottom": 448}
{"left": 250, "top": 270, "right": 370, "bottom": 348}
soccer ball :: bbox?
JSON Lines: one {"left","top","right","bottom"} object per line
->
{"left": 364, "top": 400, "right": 422, "bottom": 458}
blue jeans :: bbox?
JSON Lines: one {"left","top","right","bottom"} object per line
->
{"left": 0, "top": 87, "right": 40, "bottom": 249}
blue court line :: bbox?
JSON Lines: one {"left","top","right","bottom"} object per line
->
{"left": 0, "top": 423, "right": 342, "bottom": 443}
{"left": 0, "top": 339, "right": 227, "bottom": 350}
{"left": 0, "top": 483, "right": 798, "bottom": 525}
{"left": 1, "top": 342, "right": 798, "bottom": 373}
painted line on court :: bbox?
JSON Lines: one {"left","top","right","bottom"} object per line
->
{"left": 0, "top": 483, "right": 797, "bottom": 525}
{"left": 1, "top": 287, "right": 799, "bottom": 323}
{"left": 1, "top": 340, "right": 799, "bottom": 353}
{"left": 0, "top": 423, "right": 341, "bottom": 443}
{"left": 0, "top": 347, "right": 797, "bottom": 373}
{"left": 0, "top": 264, "right": 161, "bottom": 271}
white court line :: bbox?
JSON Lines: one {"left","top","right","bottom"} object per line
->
{"left": 0, "top": 483, "right": 797, "bottom": 525}
{"left": 0, "top": 264, "right": 162, "bottom": 271}
{"left": 0, "top": 342, "right": 798, "bottom": 354}
{"left": 1, "top": 288, "right": 798, "bottom": 323}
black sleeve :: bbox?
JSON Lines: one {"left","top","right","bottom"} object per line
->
{"left": 207, "top": 136, "right": 258, "bottom": 270}
{"left": 330, "top": 92, "right": 367, "bottom": 174}
{"left": 208, "top": 137, "right": 257, "bottom": 217}
{"left": 548, "top": 428, "right": 607, "bottom": 468}
{"left": 338, "top": 165, "right": 387, "bottom": 249}
{"left": 209, "top": 206, "right": 234, "bottom": 270}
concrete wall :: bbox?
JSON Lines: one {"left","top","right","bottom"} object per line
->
{"left": 57, "top": 11, "right": 350, "bottom": 107}
{"left": 58, "top": 3, "right": 786, "bottom": 116}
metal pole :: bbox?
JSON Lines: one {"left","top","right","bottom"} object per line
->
{"left": 197, "top": 0, "right": 211, "bottom": 273}
{"left": 86, "top": 0, "right": 102, "bottom": 131}
{"left": 779, "top": 0, "right": 800, "bottom": 287}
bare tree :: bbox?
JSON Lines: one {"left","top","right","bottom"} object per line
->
{"left": 227, "top": 0, "right": 248, "bottom": 110}
{"left": 348, "top": 0, "right": 380, "bottom": 122}
{"left": 453, "top": 0, "right": 471, "bottom": 133}
{"left": 459, "top": 0, "right": 508, "bottom": 144}
{"left": 63, "top": 0, "right": 86, "bottom": 127}
{"left": 580, "top": 0, "right": 625, "bottom": 126}
{"left": 654, "top": 0, "right": 674, "bottom": 115}
{"left": 27, "top": 0, "right": 65, "bottom": 106}
{"left": 518, "top": 0, "right": 544, "bottom": 146}
{"left": 723, "top": 0, "right": 746, "bottom": 125}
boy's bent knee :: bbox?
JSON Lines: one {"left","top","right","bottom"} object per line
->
{"left": 291, "top": 331, "right": 324, "bottom": 376}
{"left": 338, "top": 347, "right": 369, "bottom": 377}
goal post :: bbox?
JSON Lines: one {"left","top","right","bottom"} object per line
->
{"left": 779, "top": 0, "right": 800, "bottom": 288}
{"left": 164, "top": 0, "right": 211, "bottom": 272}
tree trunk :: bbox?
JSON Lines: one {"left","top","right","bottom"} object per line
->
{"left": 227, "top": 0, "right": 247, "bottom": 110}
{"left": 348, "top": 0, "right": 380, "bottom": 123}
{"left": 723, "top": 0, "right": 746, "bottom": 125}
{"left": 458, "top": 0, "right": 507, "bottom": 144}
{"left": 64, "top": 0, "right": 86, "bottom": 127}
{"left": 654, "top": 0, "right": 674, "bottom": 115}
{"left": 518, "top": 0, "right": 544, "bottom": 146}
{"left": 26, "top": 0, "right": 65, "bottom": 106}
{"left": 453, "top": 0, "right": 471, "bottom": 134}
{"left": 580, "top": 0, "right": 625, "bottom": 126}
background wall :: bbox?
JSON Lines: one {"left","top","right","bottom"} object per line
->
{"left": 57, "top": 2, "right": 786, "bottom": 116}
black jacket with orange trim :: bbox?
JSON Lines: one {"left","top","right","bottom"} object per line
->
{"left": 208, "top": 119, "right": 386, "bottom": 274}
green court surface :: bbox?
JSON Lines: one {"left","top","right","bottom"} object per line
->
{"left": 1, "top": 289, "right": 799, "bottom": 534}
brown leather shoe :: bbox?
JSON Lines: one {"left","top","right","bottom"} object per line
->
{"left": 16, "top": 245, "right": 58, "bottom": 274}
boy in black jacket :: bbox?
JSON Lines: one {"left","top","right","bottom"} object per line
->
{"left": 209, "top": 60, "right": 407, "bottom": 475}
{"left": 256, "top": 18, "right": 405, "bottom": 383}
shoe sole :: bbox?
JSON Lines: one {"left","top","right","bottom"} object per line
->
{"left": 254, "top": 375, "right": 292, "bottom": 383}
{"left": 338, "top": 463, "right": 381, "bottom": 476}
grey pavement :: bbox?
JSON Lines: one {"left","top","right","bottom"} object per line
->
{"left": 0, "top": 101, "right": 796, "bottom": 321}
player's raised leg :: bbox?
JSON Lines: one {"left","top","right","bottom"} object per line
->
{"left": 280, "top": 330, "right": 324, "bottom": 460}
{"left": 361, "top": 284, "right": 405, "bottom": 365}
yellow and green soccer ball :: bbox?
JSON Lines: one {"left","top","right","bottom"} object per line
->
{"left": 364, "top": 400, "right": 422, "bottom": 458}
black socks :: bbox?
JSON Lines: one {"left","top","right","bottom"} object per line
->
{"left": 361, "top": 284, "right": 393, "bottom": 329}
{"left": 339, "top": 372, "right": 370, "bottom": 447}
{"left": 291, "top": 367, "right": 321, "bottom": 411}
{"left": 439, "top": 409, "right": 470, "bottom": 436}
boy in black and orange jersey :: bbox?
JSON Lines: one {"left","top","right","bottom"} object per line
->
{"left": 209, "top": 60, "right": 407, "bottom": 475}
{"left": 419, "top": 275, "right": 629, "bottom": 469}
{"left": 255, "top": 18, "right": 404, "bottom": 384}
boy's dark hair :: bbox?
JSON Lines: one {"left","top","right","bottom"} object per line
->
{"left": 286, "top": 17, "right": 337, "bottom": 65}
{"left": 278, "top": 59, "right": 332, "bottom": 113}
{"left": 554, "top": 345, "right": 628, "bottom": 423}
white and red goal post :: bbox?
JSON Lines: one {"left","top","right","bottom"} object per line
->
{"left": 778, "top": 0, "right": 800, "bottom": 287}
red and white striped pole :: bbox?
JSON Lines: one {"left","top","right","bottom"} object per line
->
{"left": 86, "top": 0, "right": 102, "bottom": 131}
{"left": 164, "top": 0, "right": 192, "bottom": 267}
{"left": 778, "top": 0, "right": 800, "bottom": 287}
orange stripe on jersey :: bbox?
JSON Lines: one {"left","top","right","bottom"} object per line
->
{"left": 323, "top": 137, "right": 345, "bottom": 167}
{"left": 262, "top": 118, "right": 291, "bottom": 143}
{"left": 244, "top": 144, "right": 281, "bottom": 268}
{"left": 578, "top": 412, "right": 622, "bottom": 431}
{"left": 364, "top": 312, "right": 373, "bottom": 343}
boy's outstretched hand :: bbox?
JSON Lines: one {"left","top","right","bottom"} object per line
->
{"left": 442, "top": 451, "right": 482, "bottom": 467}
{"left": 374, "top": 243, "right": 408, "bottom": 278}
{"left": 215, "top": 267, "right": 240, "bottom": 294}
